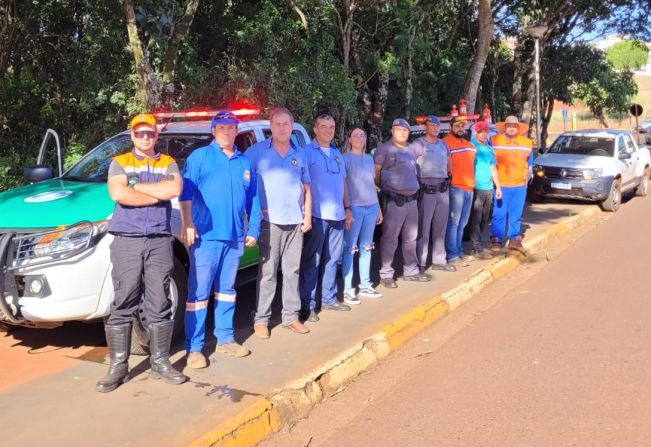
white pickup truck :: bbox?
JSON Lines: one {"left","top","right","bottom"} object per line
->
{"left": 0, "top": 111, "right": 311, "bottom": 352}
{"left": 530, "top": 130, "right": 651, "bottom": 212}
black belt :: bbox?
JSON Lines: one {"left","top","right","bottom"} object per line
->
{"left": 421, "top": 181, "right": 449, "bottom": 194}
{"left": 381, "top": 191, "right": 419, "bottom": 206}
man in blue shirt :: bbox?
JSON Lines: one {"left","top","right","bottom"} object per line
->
{"left": 180, "top": 111, "right": 261, "bottom": 369}
{"left": 245, "top": 107, "right": 312, "bottom": 338}
{"left": 300, "top": 114, "right": 353, "bottom": 316}
{"left": 469, "top": 120, "right": 502, "bottom": 259}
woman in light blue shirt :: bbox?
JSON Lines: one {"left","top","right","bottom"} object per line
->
{"left": 342, "top": 126, "right": 383, "bottom": 304}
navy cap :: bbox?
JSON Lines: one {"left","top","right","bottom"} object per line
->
{"left": 211, "top": 111, "right": 240, "bottom": 128}
{"left": 426, "top": 115, "right": 441, "bottom": 126}
{"left": 392, "top": 118, "right": 410, "bottom": 130}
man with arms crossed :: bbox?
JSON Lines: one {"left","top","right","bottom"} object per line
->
{"left": 97, "top": 113, "right": 186, "bottom": 392}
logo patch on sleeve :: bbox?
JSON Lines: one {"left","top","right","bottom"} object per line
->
{"left": 243, "top": 170, "right": 251, "bottom": 182}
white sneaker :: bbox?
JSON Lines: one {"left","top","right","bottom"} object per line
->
{"left": 343, "top": 290, "right": 361, "bottom": 305}
{"left": 358, "top": 287, "right": 383, "bottom": 299}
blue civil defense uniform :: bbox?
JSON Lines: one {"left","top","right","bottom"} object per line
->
{"left": 299, "top": 140, "right": 346, "bottom": 310}
{"left": 180, "top": 141, "right": 260, "bottom": 351}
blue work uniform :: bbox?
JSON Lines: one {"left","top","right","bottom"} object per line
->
{"left": 245, "top": 138, "right": 311, "bottom": 326}
{"left": 299, "top": 140, "right": 346, "bottom": 310}
{"left": 181, "top": 141, "right": 260, "bottom": 352}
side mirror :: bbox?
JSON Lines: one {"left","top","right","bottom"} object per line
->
{"left": 24, "top": 165, "right": 54, "bottom": 183}
{"left": 538, "top": 147, "right": 546, "bottom": 154}
{"left": 619, "top": 152, "right": 631, "bottom": 160}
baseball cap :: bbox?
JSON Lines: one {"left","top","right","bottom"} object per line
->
{"left": 392, "top": 118, "right": 410, "bottom": 130}
{"left": 473, "top": 121, "right": 490, "bottom": 132}
{"left": 450, "top": 116, "right": 467, "bottom": 126}
{"left": 211, "top": 110, "right": 240, "bottom": 128}
{"left": 130, "top": 113, "right": 157, "bottom": 129}
{"left": 426, "top": 115, "right": 441, "bottom": 126}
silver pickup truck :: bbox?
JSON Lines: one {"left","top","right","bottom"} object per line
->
{"left": 530, "top": 130, "right": 651, "bottom": 212}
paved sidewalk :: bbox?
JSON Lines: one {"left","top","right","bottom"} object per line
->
{"left": 0, "top": 201, "right": 603, "bottom": 447}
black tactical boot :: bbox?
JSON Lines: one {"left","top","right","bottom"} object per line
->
{"left": 149, "top": 321, "right": 188, "bottom": 385}
{"left": 96, "top": 324, "right": 131, "bottom": 393}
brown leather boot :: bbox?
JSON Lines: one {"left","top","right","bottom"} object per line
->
{"left": 508, "top": 236, "right": 528, "bottom": 256}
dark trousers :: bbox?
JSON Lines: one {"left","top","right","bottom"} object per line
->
{"left": 380, "top": 200, "right": 419, "bottom": 279}
{"left": 108, "top": 235, "right": 174, "bottom": 326}
{"left": 470, "top": 189, "right": 494, "bottom": 251}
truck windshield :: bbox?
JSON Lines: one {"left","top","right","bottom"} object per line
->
{"left": 63, "top": 135, "right": 132, "bottom": 181}
{"left": 548, "top": 136, "right": 614, "bottom": 157}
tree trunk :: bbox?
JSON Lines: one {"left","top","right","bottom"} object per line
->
{"left": 160, "top": 0, "right": 200, "bottom": 106}
{"left": 122, "top": 0, "right": 160, "bottom": 109}
{"left": 122, "top": 0, "right": 200, "bottom": 110}
{"left": 511, "top": 41, "right": 525, "bottom": 118}
{"left": 331, "top": 0, "right": 358, "bottom": 143}
{"left": 0, "top": 0, "right": 21, "bottom": 76}
{"left": 462, "top": 0, "right": 493, "bottom": 115}
{"left": 541, "top": 97, "right": 554, "bottom": 149}
{"left": 368, "top": 60, "right": 390, "bottom": 149}
{"left": 404, "top": 24, "right": 416, "bottom": 120}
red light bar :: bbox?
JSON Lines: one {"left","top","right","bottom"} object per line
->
{"left": 415, "top": 115, "right": 427, "bottom": 124}
{"left": 153, "top": 108, "right": 262, "bottom": 120}
{"left": 232, "top": 108, "right": 261, "bottom": 116}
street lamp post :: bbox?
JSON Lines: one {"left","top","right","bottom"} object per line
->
{"left": 525, "top": 25, "right": 547, "bottom": 150}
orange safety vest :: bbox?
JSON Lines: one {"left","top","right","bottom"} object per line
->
{"left": 491, "top": 134, "right": 533, "bottom": 187}
{"left": 443, "top": 134, "right": 476, "bottom": 191}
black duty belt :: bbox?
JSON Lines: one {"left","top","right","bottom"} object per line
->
{"left": 421, "top": 181, "right": 449, "bottom": 194}
{"left": 381, "top": 191, "right": 419, "bottom": 207}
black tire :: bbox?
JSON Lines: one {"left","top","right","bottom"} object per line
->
{"left": 130, "top": 257, "right": 188, "bottom": 356}
{"left": 601, "top": 179, "right": 621, "bottom": 212}
{"left": 527, "top": 188, "right": 544, "bottom": 203}
{"left": 635, "top": 168, "right": 649, "bottom": 197}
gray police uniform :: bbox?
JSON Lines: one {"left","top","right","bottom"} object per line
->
{"left": 411, "top": 137, "right": 450, "bottom": 267}
{"left": 373, "top": 140, "right": 420, "bottom": 279}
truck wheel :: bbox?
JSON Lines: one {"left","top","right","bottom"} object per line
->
{"left": 635, "top": 168, "right": 649, "bottom": 197}
{"left": 601, "top": 179, "right": 621, "bottom": 212}
{"left": 527, "top": 189, "right": 544, "bottom": 203}
{"left": 130, "top": 257, "right": 188, "bottom": 356}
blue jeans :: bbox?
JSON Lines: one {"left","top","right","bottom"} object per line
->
{"left": 491, "top": 185, "right": 527, "bottom": 242}
{"left": 185, "top": 239, "right": 243, "bottom": 352}
{"left": 342, "top": 203, "right": 379, "bottom": 293}
{"left": 300, "top": 217, "right": 344, "bottom": 310}
{"left": 445, "top": 187, "right": 473, "bottom": 260}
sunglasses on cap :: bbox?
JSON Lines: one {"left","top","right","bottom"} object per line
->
{"left": 134, "top": 130, "right": 157, "bottom": 139}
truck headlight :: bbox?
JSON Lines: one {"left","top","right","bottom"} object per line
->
{"left": 533, "top": 165, "right": 545, "bottom": 177}
{"left": 31, "top": 221, "right": 108, "bottom": 259}
{"left": 583, "top": 169, "right": 602, "bottom": 180}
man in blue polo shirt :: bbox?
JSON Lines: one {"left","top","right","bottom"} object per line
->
{"left": 245, "top": 107, "right": 312, "bottom": 339}
{"left": 180, "top": 111, "right": 261, "bottom": 369}
{"left": 300, "top": 114, "right": 352, "bottom": 316}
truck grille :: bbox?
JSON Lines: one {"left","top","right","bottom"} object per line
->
{"left": 544, "top": 167, "right": 584, "bottom": 180}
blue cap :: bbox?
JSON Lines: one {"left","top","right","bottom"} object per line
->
{"left": 426, "top": 115, "right": 441, "bottom": 126}
{"left": 392, "top": 118, "right": 410, "bottom": 130}
{"left": 211, "top": 110, "right": 240, "bottom": 128}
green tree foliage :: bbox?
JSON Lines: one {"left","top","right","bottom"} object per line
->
{"left": 571, "top": 63, "right": 638, "bottom": 127}
{"left": 606, "top": 40, "right": 649, "bottom": 70}
{"left": 0, "top": 0, "right": 649, "bottom": 192}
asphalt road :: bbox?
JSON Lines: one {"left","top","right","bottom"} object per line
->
{"left": 261, "top": 192, "right": 651, "bottom": 447}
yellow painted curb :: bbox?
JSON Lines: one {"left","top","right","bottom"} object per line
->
{"left": 187, "top": 399, "right": 279, "bottom": 447}
{"left": 185, "top": 206, "right": 603, "bottom": 447}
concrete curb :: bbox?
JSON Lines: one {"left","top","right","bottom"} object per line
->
{"left": 187, "top": 206, "right": 602, "bottom": 447}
